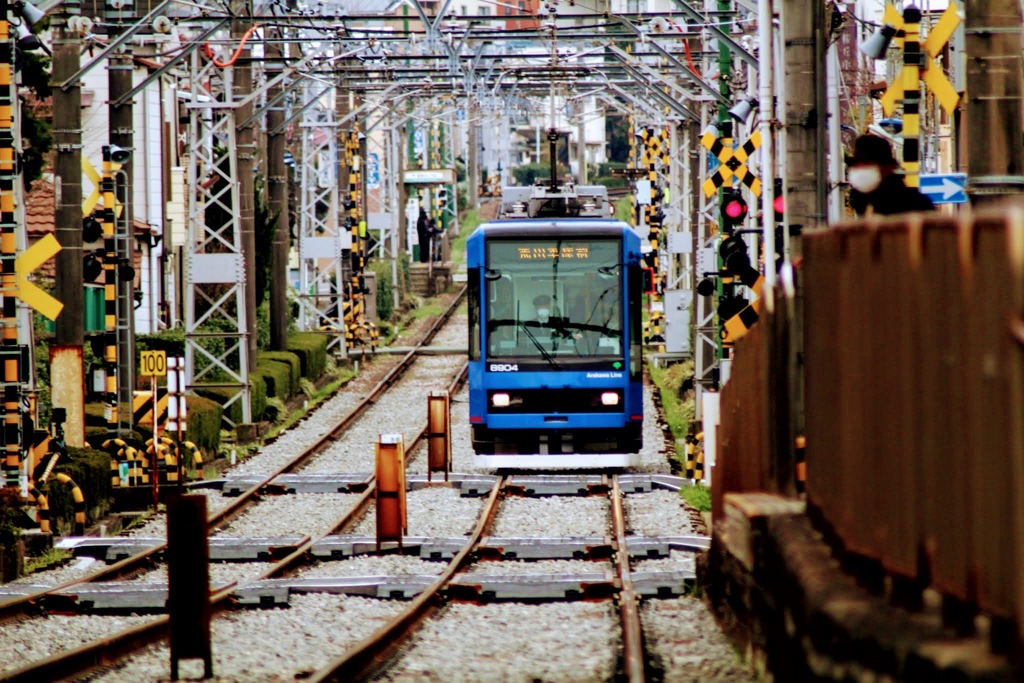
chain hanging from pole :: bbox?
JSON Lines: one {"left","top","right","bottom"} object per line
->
{"left": 183, "top": 43, "right": 251, "bottom": 426}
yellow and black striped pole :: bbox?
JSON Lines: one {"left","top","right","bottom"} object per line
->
{"left": 28, "top": 485, "right": 49, "bottom": 533}
{"left": 53, "top": 472, "right": 85, "bottom": 535}
{"left": 901, "top": 6, "right": 922, "bottom": 188}
{"left": 0, "top": 3, "right": 21, "bottom": 488}
{"left": 101, "top": 146, "right": 118, "bottom": 435}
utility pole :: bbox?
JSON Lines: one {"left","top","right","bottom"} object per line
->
{"left": 965, "top": 0, "right": 1024, "bottom": 205}
{"left": 51, "top": 0, "right": 85, "bottom": 447}
{"left": 782, "top": 0, "right": 827, "bottom": 237}
{"left": 266, "top": 36, "right": 288, "bottom": 351}
{"left": 467, "top": 101, "right": 478, "bottom": 208}
{"left": 233, "top": 6, "right": 258, "bottom": 372}
{"left": 108, "top": 0, "right": 134, "bottom": 432}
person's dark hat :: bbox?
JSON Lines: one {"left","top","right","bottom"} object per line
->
{"left": 848, "top": 134, "right": 898, "bottom": 167}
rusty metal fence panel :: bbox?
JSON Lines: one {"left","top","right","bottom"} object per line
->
{"left": 713, "top": 291, "right": 794, "bottom": 520}
{"left": 801, "top": 209, "right": 1024, "bottom": 649}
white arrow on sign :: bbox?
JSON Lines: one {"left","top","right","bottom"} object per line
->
{"left": 919, "top": 173, "right": 968, "bottom": 204}
{"left": 934, "top": 177, "right": 961, "bottom": 201}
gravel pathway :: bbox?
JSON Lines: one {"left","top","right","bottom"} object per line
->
{"left": 491, "top": 496, "right": 610, "bottom": 537}
{"left": 642, "top": 598, "right": 756, "bottom": 682}
{"left": 80, "top": 594, "right": 407, "bottom": 683}
{"left": 377, "top": 602, "right": 619, "bottom": 682}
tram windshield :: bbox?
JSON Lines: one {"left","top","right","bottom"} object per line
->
{"left": 485, "top": 238, "right": 623, "bottom": 361}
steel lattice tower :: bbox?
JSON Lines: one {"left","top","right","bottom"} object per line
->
{"left": 184, "top": 47, "right": 251, "bottom": 425}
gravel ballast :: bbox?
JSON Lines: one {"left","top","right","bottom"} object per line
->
{"left": 0, "top": 614, "right": 154, "bottom": 676}
{"left": 490, "top": 496, "right": 610, "bottom": 537}
{"left": 642, "top": 597, "right": 756, "bottom": 682}
{"left": 82, "top": 594, "right": 407, "bottom": 683}
{"left": 349, "top": 487, "right": 485, "bottom": 538}
{"left": 624, "top": 489, "right": 698, "bottom": 537}
{"left": 378, "top": 602, "right": 619, "bottom": 682}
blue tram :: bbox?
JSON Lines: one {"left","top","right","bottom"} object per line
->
{"left": 466, "top": 188, "right": 645, "bottom": 468}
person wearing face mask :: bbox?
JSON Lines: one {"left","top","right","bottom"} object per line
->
{"left": 846, "top": 134, "right": 935, "bottom": 216}
{"left": 530, "top": 294, "right": 560, "bottom": 325}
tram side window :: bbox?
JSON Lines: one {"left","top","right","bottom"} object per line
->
{"left": 468, "top": 268, "right": 480, "bottom": 360}
{"left": 629, "top": 264, "right": 642, "bottom": 380}
{"left": 487, "top": 275, "right": 516, "bottom": 355}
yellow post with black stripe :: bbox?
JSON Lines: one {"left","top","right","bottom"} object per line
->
{"left": 53, "top": 472, "right": 85, "bottom": 535}
{"left": 901, "top": 6, "right": 922, "bottom": 188}
{"left": 101, "top": 146, "right": 118, "bottom": 435}
{"left": 0, "top": 6, "right": 21, "bottom": 488}
{"left": 28, "top": 485, "right": 49, "bottom": 533}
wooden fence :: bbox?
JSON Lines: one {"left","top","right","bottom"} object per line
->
{"left": 714, "top": 207, "right": 1024, "bottom": 655}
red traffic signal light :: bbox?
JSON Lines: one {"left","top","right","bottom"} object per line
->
{"left": 773, "top": 178, "right": 785, "bottom": 223}
{"left": 721, "top": 190, "right": 748, "bottom": 229}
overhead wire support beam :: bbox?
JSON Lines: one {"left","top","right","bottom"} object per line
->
{"left": 59, "top": 0, "right": 174, "bottom": 90}
{"left": 667, "top": 0, "right": 757, "bottom": 68}
{"left": 112, "top": 20, "right": 230, "bottom": 108}
{"left": 604, "top": 45, "right": 701, "bottom": 119}
{"left": 608, "top": 18, "right": 730, "bottom": 107}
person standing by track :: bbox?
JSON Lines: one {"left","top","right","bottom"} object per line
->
{"left": 847, "top": 134, "right": 935, "bottom": 216}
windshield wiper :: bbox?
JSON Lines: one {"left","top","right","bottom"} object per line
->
{"left": 518, "top": 321, "right": 561, "bottom": 370}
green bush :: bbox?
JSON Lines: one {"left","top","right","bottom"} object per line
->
{"left": 258, "top": 351, "right": 301, "bottom": 391}
{"left": 369, "top": 261, "right": 395, "bottom": 321}
{"left": 185, "top": 394, "right": 223, "bottom": 453}
{"left": 47, "top": 447, "right": 112, "bottom": 534}
{"left": 255, "top": 360, "right": 291, "bottom": 400}
{"left": 136, "top": 327, "right": 186, "bottom": 357}
{"left": 287, "top": 332, "right": 328, "bottom": 378}
{"left": 593, "top": 175, "right": 627, "bottom": 189}
{"left": 597, "top": 161, "right": 626, "bottom": 177}
{"left": 512, "top": 163, "right": 553, "bottom": 186}
{"left": 196, "top": 374, "right": 266, "bottom": 426}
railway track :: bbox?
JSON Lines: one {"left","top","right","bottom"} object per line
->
{"left": 311, "top": 473, "right": 670, "bottom": 682}
{"left": 0, "top": 284, "right": 742, "bottom": 682}
{"left": 0, "top": 290, "right": 467, "bottom": 682}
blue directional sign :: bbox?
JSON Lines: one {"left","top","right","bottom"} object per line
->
{"left": 919, "top": 173, "right": 968, "bottom": 204}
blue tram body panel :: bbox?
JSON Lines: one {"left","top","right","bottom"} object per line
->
{"left": 466, "top": 217, "right": 644, "bottom": 468}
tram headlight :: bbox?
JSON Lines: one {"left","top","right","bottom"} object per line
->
{"left": 600, "top": 392, "right": 620, "bottom": 406}
{"left": 492, "top": 393, "right": 511, "bottom": 408}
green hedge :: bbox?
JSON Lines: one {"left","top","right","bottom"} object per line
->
{"left": 287, "top": 333, "right": 328, "bottom": 378}
{"left": 136, "top": 327, "right": 186, "bottom": 357}
{"left": 255, "top": 360, "right": 291, "bottom": 400}
{"left": 196, "top": 374, "right": 267, "bottom": 425}
{"left": 47, "top": 447, "right": 112, "bottom": 535}
{"left": 185, "top": 394, "right": 223, "bottom": 453}
{"left": 258, "top": 351, "right": 301, "bottom": 392}
{"left": 369, "top": 261, "right": 395, "bottom": 321}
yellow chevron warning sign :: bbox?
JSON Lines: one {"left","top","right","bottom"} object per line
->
{"left": 133, "top": 389, "right": 169, "bottom": 426}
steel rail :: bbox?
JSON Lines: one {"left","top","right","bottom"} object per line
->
{"left": 308, "top": 475, "right": 508, "bottom": 683}
{"left": 1, "top": 296, "right": 469, "bottom": 683}
{"left": 0, "top": 287, "right": 467, "bottom": 626}
{"left": 611, "top": 475, "right": 648, "bottom": 683}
